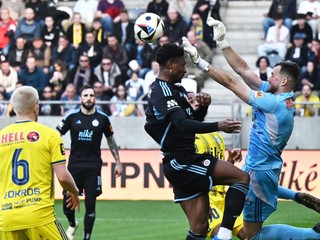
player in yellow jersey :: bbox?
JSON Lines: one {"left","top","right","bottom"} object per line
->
{"left": 195, "top": 132, "right": 246, "bottom": 239}
{"left": 188, "top": 92, "right": 246, "bottom": 239}
{"left": 0, "top": 86, "right": 80, "bottom": 240}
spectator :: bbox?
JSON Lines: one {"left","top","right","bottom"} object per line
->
{"left": 289, "top": 13, "right": 313, "bottom": 47}
{"left": 125, "top": 71, "right": 144, "bottom": 100}
{"left": 28, "top": 37, "right": 51, "bottom": 73}
{"left": 185, "top": 30, "right": 213, "bottom": 91}
{"left": 103, "top": 34, "right": 129, "bottom": 84}
{"left": 0, "top": 60, "right": 18, "bottom": 96}
{"left": 164, "top": 7, "right": 188, "bottom": 44}
{"left": 168, "top": 0, "right": 193, "bottom": 25}
{"left": 296, "top": 61, "right": 320, "bottom": 92}
{"left": 192, "top": 0, "right": 222, "bottom": 49}
{"left": 73, "top": 0, "right": 98, "bottom": 30}
{"left": 92, "top": 18, "right": 106, "bottom": 46}
{"left": 146, "top": 0, "right": 169, "bottom": 21}
{"left": 93, "top": 57, "right": 122, "bottom": 98}
{"left": 25, "top": 0, "right": 48, "bottom": 24}
{"left": 18, "top": 56, "right": 48, "bottom": 95}
{"left": 2, "top": 0, "right": 25, "bottom": 21}
{"left": 0, "top": 8, "right": 16, "bottom": 56}
{"left": 257, "top": 13, "right": 290, "bottom": 61}
{"left": 78, "top": 32, "right": 103, "bottom": 69}
{"left": 143, "top": 60, "right": 159, "bottom": 95}
{"left": 136, "top": 60, "right": 160, "bottom": 116}
{"left": 46, "top": 1, "right": 71, "bottom": 34}
{"left": 285, "top": 32, "right": 309, "bottom": 72}
{"left": 7, "top": 37, "right": 29, "bottom": 72}
{"left": 93, "top": 80, "right": 112, "bottom": 115}
{"left": 113, "top": 8, "right": 135, "bottom": 60}
{"left": 308, "top": 38, "right": 320, "bottom": 69}
{"left": 128, "top": 38, "right": 154, "bottom": 79}
{"left": 109, "top": 84, "right": 136, "bottom": 117}
{"left": 96, "top": 0, "right": 125, "bottom": 34}
{"left": 295, "top": 84, "right": 320, "bottom": 117}
{"left": 262, "top": 0, "right": 297, "bottom": 39}
{"left": 188, "top": 12, "right": 204, "bottom": 39}
{"left": 66, "top": 12, "right": 87, "bottom": 49}
{"left": 0, "top": 89, "right": 8, "bottom": 116}
{"left": 297, "top": 0, "right": 320, "bottom": 39}
{"left": 51, "top": 35, "right": 78, "bottom": 71}
{"left": 152, "top": 34, "right": 170, "bottom": 54}
{"left": 42, "top": 15, "right": 61, "bottom": 49}
{"left": 60, "top": 83, "right": 80, "bottom": 116}
{"left": 15, "top": 8, "right": 41, "bottom": 46}
{"left": 254, "top": 56, "right": 272, "bottom": 82}
{"left": 49, "top": 59, "right": 68, "bottom": 99}
{"left": 39, "top": 85, "right": 61, "bottom": 116}
{"left": 68, "top": 55, "right": 97, "bottom": 94}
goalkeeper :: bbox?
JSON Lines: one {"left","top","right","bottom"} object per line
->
{"left": 183, "top": 17, "right": 320, "bottom": 240}
{"left": 188, "top": 91, "right": 320, "bottom": 240}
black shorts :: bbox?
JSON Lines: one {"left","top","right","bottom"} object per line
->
{"left": 68, "top": 167, "right": 102, "bottom": 197}
{"left": 162, "top": 153, "right": 217, "bottom": 203}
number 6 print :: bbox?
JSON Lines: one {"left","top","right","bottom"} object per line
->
{"left": 12, "top": 148, "right": 29, "bottom": 185}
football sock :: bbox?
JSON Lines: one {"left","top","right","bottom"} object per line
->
{"left": 84, "top": 211, "right": 95, "bottom": 240}
{"left": 216, "top": 227, "right": 232, "bottom": 239}
{"left": 277, "top": 186, "right": 297, "bottom": 201}
{"left": 185, "top": 229, "right": 206, "bottom": 240}
{"left": 251, "top": 224, "right": 320, "bottom": 240}
{"left": 221, "top": 183, "right": 248, "bottom": 230}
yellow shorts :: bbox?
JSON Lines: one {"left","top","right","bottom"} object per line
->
{"left": 207, "top": 191, "right": 244, "bottom": 238}
{"left": 0, "top": 220, "right": 68, "bottom": 240}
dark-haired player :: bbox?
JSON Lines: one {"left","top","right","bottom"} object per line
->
{"left": 56, "top": 84, "right": 123, "bottom": 240}
{"left": 144, "top": 43, "right": 250, "bottom": 240}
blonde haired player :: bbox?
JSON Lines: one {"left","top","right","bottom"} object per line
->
{"left": 0, "top": 86, "right": 80, "bottom": 240}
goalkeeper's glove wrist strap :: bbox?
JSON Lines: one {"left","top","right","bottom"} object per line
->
{"left": 217, "top": 39, "right": 230, "bottom": 50}
{"left": 197, "top": 58, "right": 210, "bottom": 72}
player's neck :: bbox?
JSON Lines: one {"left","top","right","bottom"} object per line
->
{"left": 81, "top": 107, "right": 95, "bottom": 115}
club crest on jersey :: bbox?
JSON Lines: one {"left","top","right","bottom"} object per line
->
{"left": 27, "top": 131, "right": 40, "bottom": 142}
{"left": 202, "top": 159, "right": 210, "bottom": 167}
{"left": 254, "top": 91, "right": 264, "bottom": 98}
{"left": 92, "top": 119, "right": 99, "bottom": 127}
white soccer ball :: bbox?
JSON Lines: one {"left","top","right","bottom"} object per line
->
{"left": 134, "top": 12, "right": 165, "bottom": 43}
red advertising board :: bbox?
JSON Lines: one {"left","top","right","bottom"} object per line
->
{"left": 54, "top": 150, "right": 320, "bottom": 200}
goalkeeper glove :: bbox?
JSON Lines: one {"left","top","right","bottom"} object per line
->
{"left": 207, "top": 17, "right": 230, "bottom": 50}
{"left": 182, "top": 36, "right": 209, "bottom": 71}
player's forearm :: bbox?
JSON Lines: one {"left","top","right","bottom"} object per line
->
{"left": 59, "top": 173, "right": 79, "bottom": 196}
{"left": 221, "top": 46, "right": 249, "bottom": 76}
{"left": 107, "top": 136, "right": 121, "bottom": 164}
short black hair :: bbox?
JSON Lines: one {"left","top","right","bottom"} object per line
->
{"left": 155, "top": 43, "right": 184, "bottom": 66}
{"left": 275, "top": 61, "right": 300, "bottom": 85}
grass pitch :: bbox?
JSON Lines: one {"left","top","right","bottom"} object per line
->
{"left": 54, "top": 200, "right": 319, "bottom": 240}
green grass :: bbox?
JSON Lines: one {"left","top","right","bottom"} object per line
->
{"left": 54, "top": 200, "right": 319, "bottom": 240}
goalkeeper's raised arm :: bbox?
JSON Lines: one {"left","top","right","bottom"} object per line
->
{"left": 206, "top": 17, "right": 262, "bottom": 91}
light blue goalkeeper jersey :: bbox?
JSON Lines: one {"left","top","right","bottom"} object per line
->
{"left": 246, "top": 81, "right": 295, "bottom": 170}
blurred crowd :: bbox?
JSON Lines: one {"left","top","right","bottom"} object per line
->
{"left": 0, "top": 0, "right": 319, "bottom": 118}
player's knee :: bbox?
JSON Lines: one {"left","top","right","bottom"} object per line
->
{"left": 191, "top": 219, "right": 209, "bottom": 235}
{"left": 239, "top": 171, "right": 250, "bottom": 185}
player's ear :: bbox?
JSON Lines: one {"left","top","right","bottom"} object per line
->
{"left": 281, "top": 77, "right": 288, "bottom": 86}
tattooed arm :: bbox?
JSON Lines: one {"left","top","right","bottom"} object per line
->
{"left": 107, "top": 136, "right": 123, "bottom": 177}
